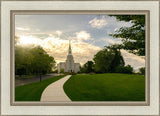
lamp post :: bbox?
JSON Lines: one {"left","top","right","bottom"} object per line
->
{"left": 39, "top": 52, "right": 42, "bottom": 82}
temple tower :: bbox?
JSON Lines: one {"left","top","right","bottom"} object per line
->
{"left": 65, "top": 40, "right": 74, "bottom": 72}
{"left": 57, "top": 40, "right": 80, "bottom": 73}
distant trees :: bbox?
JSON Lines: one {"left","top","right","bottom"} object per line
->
{"left": 15, "top": 45, "right": 56, "bottom": 76}
{"left": 93, "top": 45, "right": 125, "bottom": 73}
{"left": 109, "top": 15, "right": 145, "bottom": 56}
{"left": 139, "top": 67, "right": 145, "bottom": 75}
{"left": 80, "top": 61, "right": 94, "bottom": 73}
{"left": 80, "top": 45, "right": 129, "bottom": 74}
{"left": 116, "top": 65, "right": 133, "bottom": 74}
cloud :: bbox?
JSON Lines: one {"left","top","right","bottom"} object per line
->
{"left": 72, "top": 42, "right": 101, "bottom": 64}
{"left": 56, "top": 30, "right": 62, "bottom": 36}
{"left": 114, "top": 28, "right": 118, "bottom": 31}
{"left": 17, "top": 35, "right": 41, "bottom": 45}
{"left": 16, "top": 35, "right": 101, "bottom": 65}
{"left": 36, "top": 29, "right": 40, "bottom": 31}
{"left": 121, "top": 49, "right": 145, "bottom": 71}
{"left": 48, "top": 34, "right": 53, "bottom": 37}
{"left": 106, "top": 38, "right": 122, "bottom": 45}
{"left": 40, "top": 37, "right": 101, "bottom": 65}
{"left": 75, "top": 31, "right": 91, "bottom": 42}
{"left": 16, "top": 27, "right": 30, "bottom": 31}
{"left": 89, "top": 16, "right": 108, "bottom": 29}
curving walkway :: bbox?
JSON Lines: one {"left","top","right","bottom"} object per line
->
{"left": 40, "top": 75, "right": 71, "bottom": 102}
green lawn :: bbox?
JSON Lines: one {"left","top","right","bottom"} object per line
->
{"left": 63, "top": 73, "right": 145, "bottom": 101}
{"left": 15, "top": 75, "right": 65, "bottom": 101}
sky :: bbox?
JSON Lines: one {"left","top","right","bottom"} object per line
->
{"left": 15, "top": 15, "right": 145, "bottom": 71}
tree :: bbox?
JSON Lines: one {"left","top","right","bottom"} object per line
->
{"left": 109, "top": 15, "right": 145, "bottom": 56}
{"left": 81, "top": 61, "right": 94, "bottom": 73}
{"left": 15, "top": 45, "right": 56, "bottom": 76}
{"left": 30, "top": 46, "right": 56, "bottom": 75}
{"left": 106, "top": 45, "right": 125, "bottom": 72}
{"left": 93, "top": 49, "right": 112, "bottom": 73}
{"left": 93, "top": 45, "right": 124, "bottom": 73}
{"left": 15, "top": 46, "right": 33, "bottom": 76}
{"left": 15, "top": 36, "right": 20, "bottom": 44}
{"left": 116, "top": 65, "right": 133, "bottom": 74}
{"left": 139, "top": 67, "right": 145, "bottom": 75}
{"left": 60, "top": 68, "right": 64, "bottom": 73}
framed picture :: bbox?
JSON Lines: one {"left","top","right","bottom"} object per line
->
{"left": 1, "top": 0, "right": 159, "bottom": 115}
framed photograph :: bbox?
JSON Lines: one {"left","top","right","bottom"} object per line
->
{"left": 1, "top": 0, "right": 159, "bottom": 115}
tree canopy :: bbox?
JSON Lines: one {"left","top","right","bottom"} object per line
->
{"left": 93, "top": 45, "right": 125, "bottom": 73}
{"left": 109, "top": 15, "right": 145, "bottom": 56}
{"left": 15, "top": 40, "right": 56, "bottom": 76}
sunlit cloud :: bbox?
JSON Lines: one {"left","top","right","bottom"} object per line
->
{"left": 17, "top": 35, "right": 41, "bottom": 45}
{"left": 48, "top": 34, "right": 53, "bottom": 37}
{"left": 121, "top": 49, "right": 145, "bottom": 71}
{"left": 40, "top": 37, "right": 101, "bottom": 65}
{"left": 106, "top": 38, "right": 122, "bottom": 45}
{"left": 89, "top": 16, "right": 108, "bottom": 29}
{"left": 36, "top": 29, "right": 40, "bottom": 31}
{"left": 16, "top": 35, "right": 101, "bottom": 65}
{"left": 114, "top": 28, "right": 118, "bottom": 31}
{"left": 107, "top": 39, "right": 121, "bottom": 44}
{"left": 16, "top": 27, "right": 30, "bottom": 31}
{"left": 56, "top": 30, "right": 62, "bottom": 36}
{"left": 75, "top": 31, "right": 91, "bottom": 42}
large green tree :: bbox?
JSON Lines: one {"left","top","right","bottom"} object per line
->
{"left": 15, "top": 45, "right": 56, "bottom": 76}
{"left": 109, "top": 15, "right": 145, "bottom": 56}
{"left": 93, "top": 45, "right": 124, "bottom": 73}
{"left": 106, "top": 45, "right": 125, "bottom": 72}
{"left": 15, "top": 46, "right": 33, "bottom": 75}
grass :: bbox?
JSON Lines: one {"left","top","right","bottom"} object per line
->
{"left": 63, "top": 73, "right": 145, "bottom": 101}
{"left": 15, "top": 75, "right": 65, "bottom": 101}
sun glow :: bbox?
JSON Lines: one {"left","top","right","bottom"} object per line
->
{"left": 18, "top": 35, "right": 41, "bottom": 45}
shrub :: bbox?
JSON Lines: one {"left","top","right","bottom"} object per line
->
{"left": 139, "top": 67, "right": 145, "bottom": 75}
{"left": 88, "top": 72, "right": 95, "bottom": 75}
{"left": 52, "top": 69, "right": 58, "bottom": 73}
{"left": 60, "top": 68, "right": 64, "bottom": 73}
{"left": 64, "top": 72, "right": 76, "bottom": 75}
{"left": 116, "top": 65, "right": 133, "bottom": 74}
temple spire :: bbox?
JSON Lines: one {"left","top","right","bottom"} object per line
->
{"left": 68, "top": 40, "right": 72, "bottom": 55}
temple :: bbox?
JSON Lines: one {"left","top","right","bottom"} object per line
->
{"left": 57, "top": 40, "right": 80, "bottom": 73}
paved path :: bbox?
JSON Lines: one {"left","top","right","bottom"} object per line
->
{"left": 40, "top": 75, "right": 71, "bottom": 102}
{"left": 15, "top": 73, "right": 63, "bottom": 87}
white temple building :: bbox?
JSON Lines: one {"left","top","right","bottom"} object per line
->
{"left": 57, "top": 41, "right": 80, "bottom": 73}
